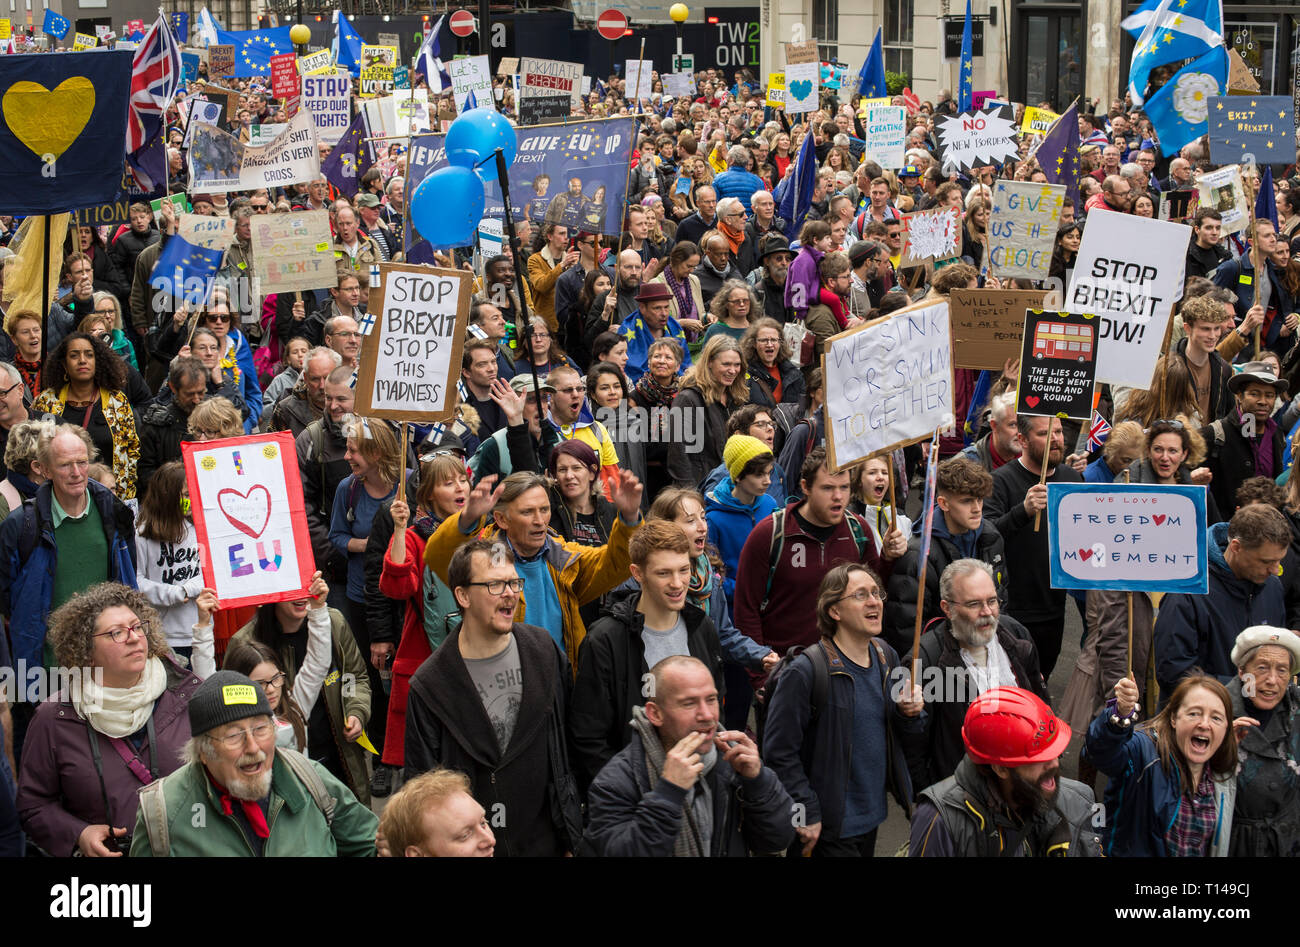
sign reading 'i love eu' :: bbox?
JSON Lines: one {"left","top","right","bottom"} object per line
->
{"left": 0, "top": 50, "right": 131, "bottom": 215}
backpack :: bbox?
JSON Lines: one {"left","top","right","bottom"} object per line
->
{"left": 136, "top": 746, "right": 336, "bottom": 857}
{"left": 761, "top": 507, "right": 872, "bottom": 611}
{"left": 754, "top": 637, "right": 888, "bottom": 750}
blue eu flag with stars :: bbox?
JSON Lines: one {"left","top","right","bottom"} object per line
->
{"left": 149, "top": 236, "right": 225, "bottom": 308}
{"left": 42, "top": 9, "right": 70, "bottom": 39}
{"left": 215, "top": 27, "right": 295, "bottom": 77}
{"left": 170, "top": 12, "right": 190, "bottom": 44}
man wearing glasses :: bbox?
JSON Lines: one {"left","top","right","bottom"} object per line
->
{"left": 405, "top": 538, "right": 585, "bottom": 857}
{"left": 130, "top": 670, "right": 378, "bottom": 856}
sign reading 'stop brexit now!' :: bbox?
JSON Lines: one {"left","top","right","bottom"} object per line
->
{"left": 1046, "top": 483, "right": 1209, "bottom": 594}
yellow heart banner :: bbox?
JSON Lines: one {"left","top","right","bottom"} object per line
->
{"left": 1, "top": 76, "right": 95, "bottom": 160}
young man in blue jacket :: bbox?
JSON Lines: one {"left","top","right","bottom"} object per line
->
{"left": 705, "top": 435, "right": 780, "bottom": 606}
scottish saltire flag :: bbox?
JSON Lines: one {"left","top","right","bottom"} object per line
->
{"left": 1128, "top": 0, "right": 1224, "bottom": 106}
{"left": 415, "top": 14, "right": 451, "bottom": 91}
{"left": 170, "top": 12, "right": 190, "bottom": 44}
{"left": 42, "top": 9, "right": 70, "bottom": 39}
{"left": 197, "top": 7, "right": 222, "bottom": 46}
{"left": 1036, "top": 101, "right": 1082, "bottom": 213}
{"left": 464, "top": 88, "right": 479, "bottom": 111}
{"left": 776, "top": 128, "right": 817, "bottom": 239}
{"left": 957, "top": 0, "right": 974, "bottom": 111}
{"left": 1142, "top": 44, "right": 1228, "bottom": 154}
{"left": 214, "top": 27, "right": 293, "bottom": 77}
{"left": 857, "top": 27, "right": 887, "bottom": 97}
{"left": 1122, "top": 0, "right": 1163, "bottom": 38}
{"left": 149, "top": 236, "right": 224, "bottom": 306}
{"left": 322, "top": 110, "right": 373, "bottom": 198}
{"left": 617, "top": 312, "right": 692, "bottom": 384}
{"left": 1087, "top": 411, "right": 1112, "bottom": 452}
{"left": 333, "top": 12, "right": 364, "bottom": 77}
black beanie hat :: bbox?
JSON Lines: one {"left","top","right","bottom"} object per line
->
{"left": 188, "top": 670, "right": 273, "bottom": 737}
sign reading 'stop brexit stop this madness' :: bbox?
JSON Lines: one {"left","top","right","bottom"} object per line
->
{"left": 1206, "top": 95, "right": 1295, "bottom": 164}
{"left": 1047, "top": 483, "right": 1209, "bottom": 594}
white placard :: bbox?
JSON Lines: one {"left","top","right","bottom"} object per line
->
{"left": 824, "top": 302, "right": 956, "bottom": 469}
{"left": 188, "top": 109, "right": 321, "bottom": 194}
{"left": 663, "top": 72, "right": 694, "bottom": 99}
{"left": 450, "top": 54, "right": 492, "bottom": 113}
{"left": 519, "top": 57, "right": 584, "bottom": 110}
{"left": 1196, "top": 164, "right": 1250, "bottom": 235}
{"left": 303, "top": 74, "right": 351, "bottom": 146}
{"left": 1067, "top": 209, "right": 1190, "bottom": 389}
{"left": 862, "top": 105, "right": 906, "bottom": 169}
{"left": 784, "top": 61, "right": 819, "bottom": 115}
{"left": 624, "top": 59, "right": 654, "bottom": 101}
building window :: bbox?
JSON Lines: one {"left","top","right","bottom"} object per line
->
{"left": 885, "top": 0, "right": 914, "bottom": 80}
{"left": 813, "top": 0, "right": 837, "bottom": 61}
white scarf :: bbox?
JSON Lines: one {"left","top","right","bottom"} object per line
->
{"left": 75, "top": 656, "right": 168, "bottom": 739}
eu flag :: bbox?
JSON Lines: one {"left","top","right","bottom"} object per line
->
{"left": 322, "top": 110, "right": 373, "bottom": 198}
{"left": 42, "top": 9, "right": 70, "bottom": 39}
{"left": 0, "top": 51, "right": 131, "bottom": 214}
{"left": 149, "top": 235, "right": 225, "bottom": 307}
{"left": 1256, "top": 166, "right": 1278, "bottom": 231}
{"left": 857, "top": 27, "right": 887, "bottom": 98}
{"left": 170, "top": 12, "right": 190, "bottom": 44}
{"left": 1036, "top": 100, "right": 1082, "bottom": 214}
{"left": 775, "top": 125, "right": 818, "bottom": 239}
{"left": 957, "top": 0, "right": 974, "bottom": 111}
{"left": 215, "top": 27, "right": 295, "bottom": 77}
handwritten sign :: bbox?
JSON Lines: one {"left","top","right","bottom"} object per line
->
{"left": 785, "top": 41, "right": 818, "bottom": 64}
{"left": 1015, "top": 309, "right": 1098, "bottom": 420}
{"left": 208, "top": 44, "right": 235, "bottom": 78}
{"left": 936, "top": 105, "right": 1019, "bottom": 171}
{"left": 519, "top": 94, "right": 570, "bottom": 126}
{"left": 250, "top": 210, "right": 333, "bottom": 294}
{"left": 901, "top": 206, "right": 960, "bottom": 267}
{"left": 450, "top": 54, "right": 492, "bottom": 112}
{"left": 72, "top": 32, "right": 97, "bottom": 50}
{"left": 177, "top": 213, "right": 234, "bottom": 250}
{"left": 298, "top": 48, "right": 333, "bottom": 75}
{"left": 988, "top": 180, "right": 1065, "bottom": 281}
{"left": 183, "top": 432, "right": 315, "bottom": 609}
{"left": 766, "top": 72, "right": 785, "bottom": 108}
{"left": 1047, "top": 483, "right": 1209, "bottom": 594}
{"left": 948, "top": 288, "right": 1051, "bottom": 369}
{"left": 519, "top": 57, "right": 584, "bottom": 111}
{"left": 824, "top": 301, "right": 955, "bottom": 470}
{"left": 1207, "top": 95, "right": 1294, "bottom": 164}
{"left": 355, "top": 264, "right": 472, "bottom": 421}
{"left": 862, "top": 105, "right": 906, "bottom": 169}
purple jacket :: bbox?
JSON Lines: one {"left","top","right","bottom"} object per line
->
{"left": 784, "top": 246, "right": 824, "bottom": 321}
{"left": 16, "top": 656, "right": 199, "bottom": 856}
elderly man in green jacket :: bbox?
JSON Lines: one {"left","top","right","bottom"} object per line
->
{"left": 130, "top": 671, "right": 378, "bottom": 857}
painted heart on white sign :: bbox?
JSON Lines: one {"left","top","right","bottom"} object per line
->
{"left": 218, "top": 485, "right": 271, "bottom": 539}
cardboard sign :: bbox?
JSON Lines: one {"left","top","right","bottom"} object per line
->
{"left": 662, "top": 72, "right": 693, "bottom": 99}
{"left": 765, "top": 72, "right": 785, "bottom": 109}
{"left": 298, "top": 48, "right": 333, "bottom": 75}
{"left": 1047, "top": 483, "right": 1209, "bottom": 594}
{"left": 988, "top": 180, "right": 1066, "bottom": 281}
{"left": 208, "top": 43, "right": 235, "bottom": 78}
{"left": 1196, "top": 164, "right": 1249, "bottom": 234}
{"left": 785, "top": 41, "right": 818, "bottom": 65}
{"left": 1015, "top": 309, "right": 1099, "bottom": 420}
{"left": 1207, "top": 95, "right": 1295, "bottom": 164}
{"left": 355, "top": 264, "right": 472, "bottom": 421}
{"left": 360, "top": 44, "right": 397, "bottom": 97}
{"left": 498, "top": 56, "right": 519, "bottom": 76}
{"left": 900, "top": 206, "right": 960, "bottom": 267}
{"left": 936, "top": 105, "right": 1019, "bottom": 171}
{"left": 249, "top": 209, "right": 334, "bottom": 293}
{"left": 72, "top": 32, "right": 97, "bottom": 51}
{"left": 451, "top": 54, "right": 492, "bottom": 112}
{"left": 183, "top": 432, "right": 314, "bottom": 609}
{"left": 862, "top": 106, "right": 906, "bottom": 169}
{"left": 948, "top": 288, "right": 1051, "bottom": 369}
{"left": 823, "top": 301, "right": 955, "bottom": 470}
{"left": 519, "top": 94, "right": 570, "bottom": 126}
{"left": 303, "top": 74, "right": 351, "bottom": 146}
{"left": 1066, "top": 209, "right": 1188, "bottom": 389}
{"left": 176, "top": 213, "right": 234, "bottom": 250}
{"left": 784, "top": 61, "right": 819, "bottom": 115}
{"left": 519, "top": 57, "right": 584, "bottom": 111}
{"left": 624, "top": 59, "right": 654, "bottom": 100}
{"left": 270, "top": 52, "right": 299, "bottom": 98}
{"left": 1020, "top": 106, "right": 1059, "bottom": 135}
{"left": 1227, "top": 47, "right": 1261, "bottom": 95}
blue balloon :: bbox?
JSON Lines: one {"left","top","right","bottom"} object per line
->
{"left": 410, "top": 166, "right": 485, "bottom": 249}
{"left": 445, "top": 107, "right": 517, "bottom": 184}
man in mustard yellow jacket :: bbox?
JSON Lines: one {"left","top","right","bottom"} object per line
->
{"left": 424, "top": 469, "right": 643, "bottom": 671}
{"left": 526, "top": 223, "right": 581, "bottom": 333}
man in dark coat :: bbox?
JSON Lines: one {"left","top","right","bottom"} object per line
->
{"left": 137, "top": 357, "right": 207, "bottom": 496}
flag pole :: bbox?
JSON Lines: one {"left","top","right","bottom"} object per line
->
{"left": 909, "top": 428, "right": 942, "bottom": 689}
{"left": 1245, "top": 168, "right": 1262, "bottom": 358}
{"left": 38, "top": 217, "right": 51, "bottom": 372}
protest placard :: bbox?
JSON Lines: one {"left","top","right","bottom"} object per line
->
{"left": 936, "top": 106, "right": 1019, "bottom": 171}
{"left": 1046, "top": 483, "right": 1209, "bottom": 594}
{"left": 862, "top": 105, "right": 906, "bottom": 169}
{"left": 519, "top": 57, "right": 583, "bottom": 111}
{"left": 1020, "top": 106, "right": 1059, "bottom": 135}
{"left": 785, "top": 41, "right": 818, "bottom": 64}
{"left": 270, "top": 52, "right": 298, "bottom": 98}
{"left": 451, "top": 54, "right": 492, "bottom": 112}
{"left": 1207, "top": 95, "right": 1294, "bottom": 164}
{"left": 208, "top": 43, "right": 235, "bottom": 78}
{"left": 1227, "top": 47, "right": 1261, "bottom": 95}
{"left": 394, "top": 65, "right": 410, "bottom": 90}
{"left": 823, "top": 301, "right": 955, "bottom": 470}
{"left": 766, "top": 73, "right": 785, "bottom": 108}
{"left": 188, "top": 109, "right": 320, "bottom": 193}
{"left": 784, "top": 61, "right": 819, "bottom": 115}
{"left": 298, "top": 48, "right": 333, "bottom": 75}
{"left": 360, "top": 44, "right": 396, "bottom": 97}
{"left": 395, "top": 91, "right": 431, "bottom": 134}
{"left": 0, "top": 20, "right": 11, "bottom": 41}
{"left": 900, "top": 206, "right": 960, "bottom": 267}
{"left": 948, "top": 288, "right": 1051, "bottom": 369}
{"left": 857, "top": 96, "right": 891, "bottom": 116}
{"left": 1015, "top": 309, "right": 1099, "bottom": 420}
{"left": 1159, "top": 190, "right": 1197, "bottom": 224}
{"left": 183, "top": 431, "right": 315, "bottom": 609}
{"left": 151, "top": 193, "right": 189, "bottom": 223}
{"left": 1196, "top": 164, "right": 1249, "bottom": 234}
{"left": 987, "top": 180, "right": 1065, "bottom": 281}
{"left": 972, "top": 90, "right": 997, "bottom": 108}
{"left": 303, "top": 73, "right": 350, "bottom": 146}
{"left": 1066, "top": 209, "right": 1188, "bottom": 389}
{"left": 184, "top": 98, "right": 223, "bottom": 149}
{"left": 519, "top": 94, "right": 569, "bottom": 126}
{"left": 177, "top": 213, "right": 233, "bottom": 250}
{"left": 662, "top": 72, "right": 693, "bottom": 99}
{"left": 72, "top": 32, "right": 96, "bottom": 51}
{"left": 355, "top": 264, "right": 472, "bottom": 421}
{"left": 250, "top": 209, "right": 334, "bottom": 294}
{"left": 477, "top": 217, "right": 504, "bottom": 258}
{"left": 498, "top": 57, "right": 519, "bottom": 76}
{"left": 624, "top": 59, "right": 654, "bottom": 101}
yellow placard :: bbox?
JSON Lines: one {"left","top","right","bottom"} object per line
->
{"left": 72, "top": 32, "right": 97, "bottom": 51}
{"left": 857, "top": 96, "right": 890, "bottom": 116}
{"left": 359, "top": 44, "right": 397, "bottom": 98}
{"left": 1021, "top": 106, "right": 1059, "bottom": 135}
{"left": 0, "top": 20, "right": 12, "bottom": 41}
{"left": 222, "top": 684, "right": 259, "bottom": 705}
{"left": 766, "top": 72, "right": 785, "bottom": 109}
{"left": 298, "top": 48, "right": 334, "bottom": 76}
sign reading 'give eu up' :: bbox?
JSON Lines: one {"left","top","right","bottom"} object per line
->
{"left": 1046, "top": 483, "right": 1208, "bottom": 594}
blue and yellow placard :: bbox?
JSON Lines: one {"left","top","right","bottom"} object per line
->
{"left": 1207, "top": 95, "right": 1296, "bottom": 165}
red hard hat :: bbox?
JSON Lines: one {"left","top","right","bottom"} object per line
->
{"left": 961, "top": 687, "right": 1071, "bottom": 766}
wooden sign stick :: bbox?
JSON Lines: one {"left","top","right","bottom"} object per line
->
{"left": 1033, "top": 416, "right": 1053, "bottom": 532}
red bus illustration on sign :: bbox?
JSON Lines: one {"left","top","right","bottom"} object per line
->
{"left": 1032, "top": 321, "right": 1093, "bottom": 362}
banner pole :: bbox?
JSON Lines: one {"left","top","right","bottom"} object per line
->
{"left": 887, "top": 457, "right": 898, "bottom": 534}
{"left": 1033, "top": 415, "right": 1052, "bottom": 532}
{"left": 1246, "top": 168, "right": 1262, "bottom": 358}
{"left": 909, "top": 428, "right": 942, "bottom": 689}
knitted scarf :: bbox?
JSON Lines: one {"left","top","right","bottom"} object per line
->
{"left": 634, "top": 373, "right": 679, "bottom": 441}
{"left": 73, "top": 655, "right": 168, "bottom": 739}
{"left": 663, "top": 267, "right": 697, "bottom": 322}
{"left": 719, "top": 219, "right": 746, "bottom": 255}
{"left": 13, "top": 354, "right": 39, "bottom": 394}
{"left": 818, "top": 287, "right": 851, "bottom": 329}
{"left": 630, "top": 705, "right": 715, "bottom": 857}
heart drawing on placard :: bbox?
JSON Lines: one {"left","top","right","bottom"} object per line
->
{"left": 1079, "top": 548, "right": 1093, "bottom": 561}
{"left": 789, "top": 79, "right": 813, "bottom": 101}
{"left": 1152, "top": 514, "right": 1166, "bottom": 525}
{"left": 1025, "top": 396, "right": 1040, "bottom": 408}
{"left": 2, "top": 77, "right": 96, "bottom": 160}
{"left": 218, "top": 485, "right": 271, "bottom": 539}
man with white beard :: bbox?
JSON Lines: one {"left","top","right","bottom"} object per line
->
{"left": 906, "top": 560, "right": 1048, "bottom": 797}
{"left": 130, "top": 671, "right": 378, "bottom": 856}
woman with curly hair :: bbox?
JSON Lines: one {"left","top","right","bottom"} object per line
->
{"left": 15, "top": 582, "right": 201, "bottom": 856}
{"left": 32, "top": 332, "right": 141, "bottom": 500}
{"left": 702, "top": 278, "right": 759, "bottom": 344}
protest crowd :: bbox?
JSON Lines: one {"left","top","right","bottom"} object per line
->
{"left": 2, "top": 0, "right": 1300, "bottom": 864}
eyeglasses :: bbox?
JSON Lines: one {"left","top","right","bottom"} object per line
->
{"left": 191, "top": 427, "right": 222, "bottom": 439}
{"left": 0, "top": 381, "right": 22, "bottom": 398}
{"left": 466, "top": 578, "right": 524, "bottom": 595}
{"left": 838, "top": 588, "right": 885, "bottom": 604}
{"left": 94, "top": 306, "right": 117, "bottom": 315}
{"left": 750, "top": 419, "right": 775, "bottom": 429}
{"left": 954, "top": 597, "right": 1000, "bottom": 612}
{"left": 205, "top": 313, "right": 231, "bottom": 324}
{"left": 330, "top": 331, "right": 362, "bottom": 340}
{"left": 252, "top": 672, "right": 286, "bottom": 693}
{"left": 92, "top": 620, "right": 151, "bottom": 643}
{"left": 214, "top": 722, "right": 274, "bottom": 750}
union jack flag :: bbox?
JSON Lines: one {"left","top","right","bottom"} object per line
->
{"left": 1087, "top": 410, "right": 1112, "bottom": 452}
{"left": 126, "top": 16, "right": 182, "bottom": 156}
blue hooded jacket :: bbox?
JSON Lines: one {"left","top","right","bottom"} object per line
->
{"left": 701, "top": 460, "right": 789, "bottom": 508}
{"left": 705, "top": 477, "right": 779, "bottom": 605}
